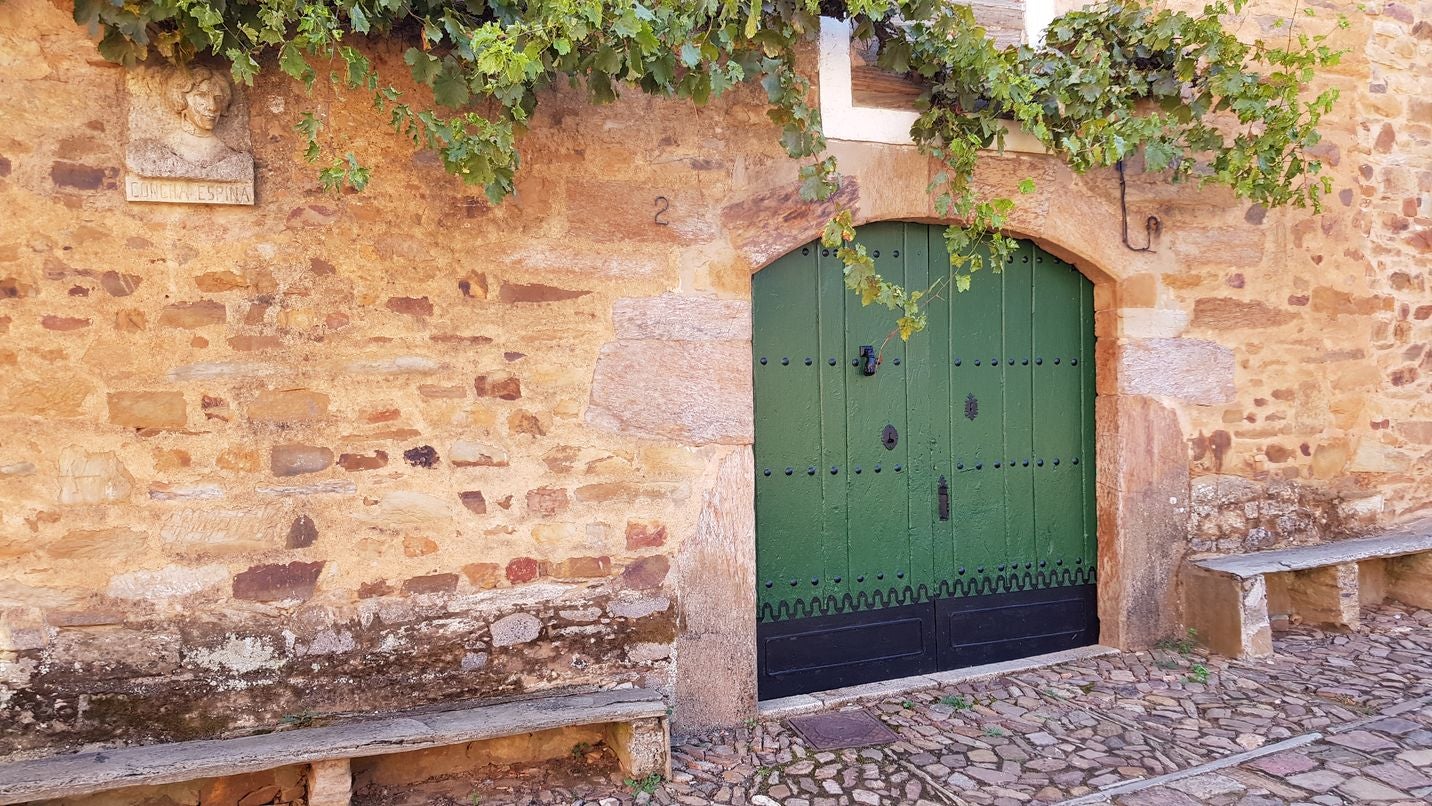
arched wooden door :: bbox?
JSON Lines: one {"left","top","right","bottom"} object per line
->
{"left": 753, "top": 222, "right": 1098, "bottom": 699}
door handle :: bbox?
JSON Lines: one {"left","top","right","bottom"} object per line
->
{"left": 938, "top": 476, "right": 950, "bottom": 521}
{"left": 859, "top": 345, "right": 877, "bottom": 376}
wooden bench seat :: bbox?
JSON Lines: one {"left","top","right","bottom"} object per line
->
{"left": 1183, "top": 520, "right": 1432, "bottom": 659}
{"left": 0, "top": 688, "right": 669, "bottom": 805}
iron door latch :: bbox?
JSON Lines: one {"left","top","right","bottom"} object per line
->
{"left": 938, "top": 476, "right": 950, "bottom": 521}
{"left": 859, "top": 345, "right": 877, "bottom": 376}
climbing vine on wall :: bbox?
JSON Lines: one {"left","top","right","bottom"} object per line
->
{"left": 73, "top": 0, "right": 1342, "bottom": 338}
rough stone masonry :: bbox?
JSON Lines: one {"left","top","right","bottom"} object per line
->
{"left": 0, "top": 0, "right": 1428, "bottom": 770}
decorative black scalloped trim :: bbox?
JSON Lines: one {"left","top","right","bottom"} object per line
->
{"left": 757, "top": 566, "right": 1097, "bottom": 623}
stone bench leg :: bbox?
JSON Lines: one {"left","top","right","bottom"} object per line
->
{"left": 1182, "top": 567, "right": 1272, "bottom": 659}
{"left": 603, "top": 716, "right": 671, "bottom": 780}
{"left": 307, "top": 758, "right": 352, "bottom": 806}
{"left": 1286, "top": 562, "right": 1360, "bottom": 630}
{"left": 1388, "top": 553, "right": 1432, "bottom": 609}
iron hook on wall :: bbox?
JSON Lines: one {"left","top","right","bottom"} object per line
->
{"left": 1117, "top": 159, "right": 1162, "bottom": 252}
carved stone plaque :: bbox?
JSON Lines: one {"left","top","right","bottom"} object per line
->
{"left": 125, "top": 65, "right": 254, "bottom": 205}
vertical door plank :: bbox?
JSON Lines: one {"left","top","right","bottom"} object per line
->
{"left": 948, "top": 241, "right": 1006, "bottom": 591}
{"left": 816, "top": 245, "right": 851, "bottom": 609}
{"left": 841, "top": 222, "right": 910, "bottom": 605}
{"left": 1001, "top": 243, "right": 1037, "bottom": 577}
{"left": 753, "top": 246, "right": 824, "bottom": 618}
{"left": 903, "top": 223, "right": 935, "bottom": 597}
{"left": 1031, "top": 248, "right": 1087, "bottom": 575}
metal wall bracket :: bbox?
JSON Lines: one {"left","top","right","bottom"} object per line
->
{"left": 1117, "top": 159, "right": 1161, "bottom": 252}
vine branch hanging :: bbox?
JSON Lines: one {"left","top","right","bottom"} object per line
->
{"left": 73, "top": 0, "right": 1344, "bottom": 339}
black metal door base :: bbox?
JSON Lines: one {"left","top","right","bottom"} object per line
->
{"left": 757, "top": 585, "right": 1098, "bottom": 700}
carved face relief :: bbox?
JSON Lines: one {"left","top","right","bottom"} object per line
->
{"left": 180, "top": 78, "right": 229, "bottom": 134}
{"left": 126, "top": 64, "right": 254, "bottom": 204}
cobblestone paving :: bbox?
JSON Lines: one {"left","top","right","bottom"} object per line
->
{"left": 373, "top": 604, "right": 1432, "bottom": 805}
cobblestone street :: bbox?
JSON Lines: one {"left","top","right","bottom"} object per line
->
{"left": 390, "top": 604, "right": 1432, "bottom": 805}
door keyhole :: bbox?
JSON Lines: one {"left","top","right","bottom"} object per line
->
{"left": 881, "top": 425, "right": 899, "bottom": 450}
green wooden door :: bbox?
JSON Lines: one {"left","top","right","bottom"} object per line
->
{"left": 754, "top": 222, "right": 1098, "bottom": 699}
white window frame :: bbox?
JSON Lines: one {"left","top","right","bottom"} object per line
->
{"left": 818, "top": 14, "right": 1048, "bottom": 153}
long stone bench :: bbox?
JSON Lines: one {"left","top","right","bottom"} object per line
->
{"left": 1183, "top": 521, "right": 1432, "bottom": 659}
{"left": 0, "top": 688, "right": 669, "bottom": 805}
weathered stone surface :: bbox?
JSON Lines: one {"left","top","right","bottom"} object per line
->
{"left": 372, "top": 491, "right": 454, "bottom": 524}
{"left": 58, "top": 447, "right": 134, "bottom": 505}
{"left": 506, "top": 557, "right": 543, "bottom": 583}
{"left": 612, "top": 294, "right": 752, "bottom": 341}
{"left": 497, "top": 282, "right": 591, "bottom": 303}
{"left": 490, "top": 613, "right": 542, "bottom": 646}
{"left": 474, "top": 375, "right": 522, "bottom": 400}
{"left": 674, "top": 446, "right": 756, "bottom": 735}
{"left": 625, "top": 521, "right": 667, "bottom": 550}
{"left": 526, "top": 487, "right": 569, "bottom": 518}
{"left": 1116, "top": 338, "right": 1236, "bottom": 405}
{"left": 451, "top": 441, "right": 508, "bottom": 467}
{"left": 106, "top": 391, "right": 187, "bottom": 429}
{"left": 98, "top": 271, "right": 143, "bottom": 297}
{"left": 270, "top": 444, "right": 334, "bottom": 476}
{"left": 553, "top": 556, "right": 611, "bottom": 579}
{"left": 338, "top": 450, "right": 387, "bottom": 471}
{"left": 247, "top": 389, "right": 329, "bottom": 422}
{"left": 587, "top": 340, "right": 752, "bottom": 445}
{"left": 402, "top": 444, "right": 440, "bottom": 467}
{"left": 108, "top": 564, "right": 229, "bottom": 600}
{"left": 459, "top": 490, "right": 487, "bottom": 514}
{"left": 462, "top": 562, "right": 501, "bottom": 588}
{"left": 159, "top": 300, "right": 227, "bottom": 328}
{"left": 232, "top": 561, "right": 324, "bottom": 601}
{"left": 286, "top": 515, "right": 318, "bottom": 548}
{"left": 1192, "top": 298, "right": 1297, "bottom": 330}
{"left": 620, "top": 556, "right": 670, "bottom": 590}
{"left": 402, "top": 573, "right": 459, "bottom": 595}
{"left": 386, "top": 296, "right": 433, "bottom": 317}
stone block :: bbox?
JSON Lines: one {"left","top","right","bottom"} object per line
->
{"left": 1095, "top": 396, "right": 1189, "bottom": 649}
{"left": 247, "top": 389, "right": 329, "bottom": 422}
{"left": 473, "top": 375, "right": 521, "bottom": 400}
{"left": 603, "top": 716, "right": 670, "bottom": 779}
{"left": 58, "top": 447, "right": 133, "bottom": 505}
{"left": 108, "top": 564, "right": 229, "bottom": 600}
{"left": 106, "top": 391, "right": 188, "bottom": 429}
{"left": 306, "top": 758, "right": 351, "bottom": 806}
{"left": 587, "top": 339, "right": 752, "bottom": 445}
{"left": 270, "top": 444, "right": 333, "bottom": 476}
{"left": 1116, "top": 338, "right": 1236, "bottom": 405}
{"left": 401, "top": 573, "right": 459, "bottom": 595}
{"left": 525, "top": 486, "right": 569, "bottom": 517}
{"left": 490, "top": 613, "right": 541, "bottom": 646}
{"left": 626, "top": 521, "right": 667, "bottom": 549}
{"left": 1282, "top": 563, "right": 1360, "bottom": 630}
{"left": 159, "top": 300, "right": 227, "bottom": 328}
{"left": 612, "top": 294, "right": 752, "bottom": 341}
{"left": 1387, "top": 553, "right": 1432, "bottom": 609}
{"left": 337, "top": 450, "right": 387, "bottom": 471}
{"left": 620, "top": 555, "right": 670, "bottom": 590}
{"left": 232, "top": 561, "right": 324, "bottom": 602}
{"left": 1181, "top": 566, "right": 1272, "bottom": 659}
{"left": 1358, "top": 559, "right": 1388, "bottom": 606}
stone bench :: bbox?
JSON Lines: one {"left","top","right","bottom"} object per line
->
{"left": 1183, "top": 521, "right": 1432, "bottom": 659}
{"left": 0, "top": 688, "right": 669, "bottom": 805}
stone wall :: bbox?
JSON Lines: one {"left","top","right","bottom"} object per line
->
{"left": 0, "top": 0, "right": 1428, "bottom": 761}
